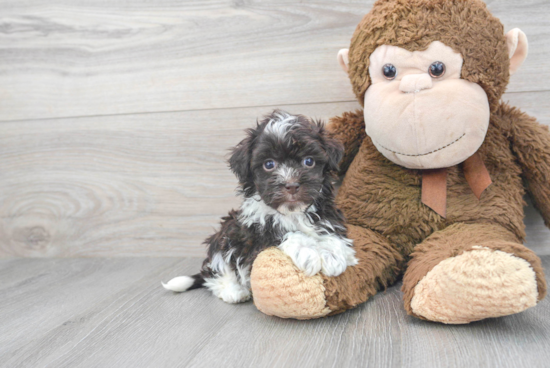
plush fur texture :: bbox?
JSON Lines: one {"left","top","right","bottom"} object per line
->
{"left": 249, "top": 0, "right": 549, "bottom": 323}
{"left": 410, "top": 246, "right": 538, "bottom": 324}
{"left": 402, "top": 222, "right": 546, "bottom": 320}
{"left": 251, "top": 248, "right": 332, "bottom": 319}
{"left": 335, "top": 106, "right": 529, "bottom": 258}
{"left": 348, "top": 0, "right": 509, "bottom": 112}
{"left": 411, "top": 246, "right": 537, "bottom": 324}
{"left": 163, "top": 110, "right": 357, "bottom": 303}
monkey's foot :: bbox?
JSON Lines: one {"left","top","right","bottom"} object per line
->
{"left": 410, "top": 246, "right": 539, "bottom": 324}
{"left": 403, "top": 223, "right": 546, "bottom": 324}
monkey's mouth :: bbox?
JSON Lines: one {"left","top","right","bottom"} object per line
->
{"left": 375, "top": 133, "right": 465, "bottom": 157}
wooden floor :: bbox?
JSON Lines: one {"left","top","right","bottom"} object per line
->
{"left": 1, "top": 256, "right": 550, "bottom": 368}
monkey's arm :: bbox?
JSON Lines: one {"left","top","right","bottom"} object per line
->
{"left": 328, "top": 110, "right": 366, "bottom": 175}
{"left": 509, "top": 108, "right": 550, "bottom": 227}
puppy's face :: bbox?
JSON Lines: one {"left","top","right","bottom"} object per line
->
{"left": 229, "top": 111, "right": 343, "bottom": 214}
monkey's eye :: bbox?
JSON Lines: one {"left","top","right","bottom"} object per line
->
{"left": 263, "top": 159, "right": 277, "bottom": 171}
{"left": 429, "top": 61, "right": 446, "bottom": 78}
{"left": 382, "top": 64, "right": 397, "bottom": 80}
{"left": 302, "top": 157, "right": 315, "bottom": 168}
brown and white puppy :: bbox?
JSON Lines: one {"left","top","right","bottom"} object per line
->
{"left": 162, "top": 110, "right": 357, "bottom": 303}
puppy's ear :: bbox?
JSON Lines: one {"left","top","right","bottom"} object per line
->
{"left": 320, "top": 123, "right": 344, "bottom": 172}
{"left": 229, "top": 127, "right": 257, "bottom": 184}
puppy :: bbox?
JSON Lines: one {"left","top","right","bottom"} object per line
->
{"left": 162, "top": 110, "right": 357, "bottom": 303}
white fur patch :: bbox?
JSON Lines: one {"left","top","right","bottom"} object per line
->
{"left": 239, "top": 195, "right": 318, "bottom": 234}
{"left": 316, "top": 235, "right": 357, "bottom": 276}
{"left": 204, "top": 251, "right": 251, "bottom": 303}
{"left": 204, "top": 273, "right": 251, "bottom": 304}
{"left": 235, "top": 257, "right": 251, "bottom": 288}
{"left": 277, "top": 202, "right": 308, "bottom": 216}
{"left": 278, "top": 232, "right": 322, "bottom": 276}
{"left": 239, "top": 196, "right": 356, "bottom": 277}
{"left": 210, "top": 250, "right": 234, "bottom": 274}
{"left": 162, "top": 276, "right": 195, "bottom": 292}
{"left": 263, "top": 111, "right": 297, "bottom": 138}
{"left": 275, "top": 164, "right": 299, "bottom": 184}
{"left": 279, "top": 231, "right": 357, "bottom": 277}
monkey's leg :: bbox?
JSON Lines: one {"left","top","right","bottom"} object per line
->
{"left": 250, "top": 225, "right": 403, "bottom": 319}
{"left": 403, "top": 223, "right": 547, "bottom": 324}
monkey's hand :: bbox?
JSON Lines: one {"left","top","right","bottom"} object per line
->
{"left": 328, "top": 110, "right": 367, "bottom": 175}
{"left": 509, "top": 106, "right": 550, "bottom": 227}
{"left": 251, "top": 225, "right": 403, "bottom": 319}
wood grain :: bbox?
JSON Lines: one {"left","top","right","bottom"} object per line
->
{"left": 1, "top": 257, "right": 549, "bottom": 367}
{"left": 0, "top": 258, "right": 239, "bottom": 367}
{"left": 0, "top": 0, "right": 548, "bottom": 121}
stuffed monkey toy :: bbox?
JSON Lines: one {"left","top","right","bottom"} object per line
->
{"left": 249, "top": 0, "right": 549, "bottom": 323}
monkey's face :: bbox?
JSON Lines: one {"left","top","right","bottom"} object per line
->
{"left": 363, "top": 41, "right": 490, "bottom": 169}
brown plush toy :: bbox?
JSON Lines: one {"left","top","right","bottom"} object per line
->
{"left": 249, "top": 0, "right": 550, "bottom": 323}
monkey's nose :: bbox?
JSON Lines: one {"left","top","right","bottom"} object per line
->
{"left": 285, "top": 183, "right": 300, "bottom": 195}
{"left": 399, "top": 73, "right": 433, "bottom": 93}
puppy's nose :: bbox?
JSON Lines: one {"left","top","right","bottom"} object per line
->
{"left": 285, "top": 183, "right": 300, "bottom": 195}
{"left": 399, "top": 73, "right": 432, "bottom": 93}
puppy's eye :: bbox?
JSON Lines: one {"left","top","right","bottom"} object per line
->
{"left": 382, "top": 64, "right": 397, "bottom": 80}
{"left": 429, "top": 61, "right": 446, "bottom": 78}
{"left": 263, "top": 160, "right": 277, "bottom": 171}
{"left": 302, "top": 157, "right": 315, "bottom": 168}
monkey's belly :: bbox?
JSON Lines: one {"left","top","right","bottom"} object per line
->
{"left": 336, "top": 140, "right": 526, "bottom": 257}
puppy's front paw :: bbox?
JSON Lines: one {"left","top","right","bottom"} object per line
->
{"left": 318, "top": 236, "right": 357, "bottom": 277}
{"left": 319, "top": 250, "right": 347, "bottom": 277}
{"left": 279, "top": 232, "right": 321, "bottom": 277}
{"left": 295, "top": 247, "right": 322, "bottom": 276}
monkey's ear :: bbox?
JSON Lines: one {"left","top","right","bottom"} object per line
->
{"left": 505, "top": 28, "right": 528, "bottom": 75}
{"left": 229, "top": 130, "right": 256, "bottom": 184}
{"left": 337, "top": 49, "right": 349, "bottom": 73}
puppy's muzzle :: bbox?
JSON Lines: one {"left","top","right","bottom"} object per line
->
{"left": 285, "top": 183, "right": 300, "bottom": 195}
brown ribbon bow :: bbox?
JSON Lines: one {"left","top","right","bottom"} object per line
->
{"left": 421, "top": 152, "right": 492, "bottom": 218}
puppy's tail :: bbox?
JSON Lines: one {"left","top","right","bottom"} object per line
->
{"left": 162, "top": 273, "right": 204, "bottom": 292}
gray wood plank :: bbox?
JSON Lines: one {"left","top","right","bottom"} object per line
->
{"left": 0, "top": 258, "right": 241, "bottom": 368}
{"left": 1, "top": 257, "right": 549, "bottom": 368}
{"left": 0, "top": 259, "right": 179, "bottom": 355}
{"left": 0, "top": 0, "right": 548, "bottom": 121}
{"left": 186, "top": 283, "right": 408, "bottom": 368}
